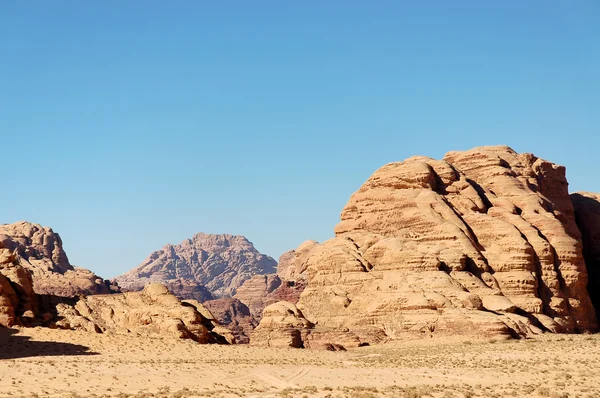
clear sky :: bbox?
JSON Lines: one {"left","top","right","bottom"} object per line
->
{"left": 1, "top": 1, "right": 598, "bottom": 278}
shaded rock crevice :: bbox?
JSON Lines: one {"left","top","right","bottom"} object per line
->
{"left": 571, "top": 193, "right": 600, "bottom": 321}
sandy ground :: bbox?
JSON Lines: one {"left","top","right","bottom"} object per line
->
{"left": 0, "top": 327, "right": 599, "bottom": 398}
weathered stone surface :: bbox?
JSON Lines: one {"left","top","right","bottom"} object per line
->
{"left": 39, "top": 283, "right": 232, "bottom": 343}
{"left": 234, "top": 274, "right": 306, "bottom": 320}
{"left": 158, "top": 279, "right": 214, "bottom": 302}
{"left": 202, "top": 298, "right": 257, "bottom": 344}
{"left": 234, "top": 246, "right": 311, "bottom": 322}
{"left": 115, "top": 233, "right": 276, "bottom": 298}
{"left": 0, "top": 222, "right": 118, "bottom": 297}
{"left": 251, "top": 301, "right": 312, "bottom": 348}
{"left": 251, "top": 301, "right": 361, "bottom": 349}
{"left": 0, "top": 249, "right": 233, "bottom": 344}
{"left": 276, "top": 240, "right": 319, "bottom": 281}
{"left": 0, "top": 224, "right": 233, "bottom": 344}
{"left": 257, "top": 146, "right": 598, "bottom": 347}
{"left": 234, "top": 274, "right": 282, "bottom": 318}
{"left": 571, "top": 192, "right": 600, "bottom": 319}
{"left": 0, "top": 241, "right": 38, "bottom": 327}
{"left": 213, "top": 254, "right": 308, "bottom": 342}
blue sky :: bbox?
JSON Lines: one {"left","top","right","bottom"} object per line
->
{"left": 1, "top": 1, "right": 598, "bottom": 278}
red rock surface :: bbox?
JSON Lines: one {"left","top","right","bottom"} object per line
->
{"left": 202, "top": 298, "right": 257, "bottom": 344}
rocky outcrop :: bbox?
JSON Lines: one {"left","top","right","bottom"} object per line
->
{"left": 0, "top": 222, "right": 118, "bottom": 297}
{"left": 255, "top": 146, "right": 598, "bottom": 347}
{"left": 571, "top": 192, "right": 600, "bottom": 319}
{"left": 41, "top": 284, "right": 233, "bottom": 343}
{"left": 0, "top": 248, "right": 37, "bottom": 327}
{"left": 1, "top": 260, "right": 233, "bottom": 343}
{"left": 202, "top": 298, "right": 257, "bottom": 344}
{"left": 234, "top": 274, "right": 283, "bottom": 318}
{"left": 233, "top": 246, "right": 312, "bottom": 321}
{"left": 209, "top": 248, "right": 310, "bottom": 342}
{"left": 276, "top": 240, "right": 319, "bottom": 281}
{"left": 235, "top": 275, "right": 305, "bottom": 320}
{"left": 157, "top": 279, "right": 214, "bottom": 302}
{"left": 1, "top": 237, "right": 232, "bottom": 343}
{"left": 115, "top": 233, "right": 277, "bottom": 298}
{"left": 251, "top": 301, "right": 360, "bottom": 350}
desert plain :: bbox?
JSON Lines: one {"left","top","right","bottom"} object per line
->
{"left": 1, "top": 327, "right": 599, "bottom": 398}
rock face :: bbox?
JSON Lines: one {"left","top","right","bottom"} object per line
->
{"left": 0, "top": 248, "right": 37, "bottom": 327}
{"left": 158, "top": 279, "right": 215, "bottom": 303}
{"left": 276, "top": 240, "right": 319, "bottom": 281}
{"left": 233, "top": 242, "right": 313, "bottom": 321}
{"left": 0, "top": 256, "right": 233, "bottom": 344}
{"left": 251, "top": 301, "right": 360, "bottom": 350}
{"left": 0, "top": 228, "right": 232, "bottom": 343}
{"left": 115, "top": 233, "right": 277, "bottom": 298}
{"left": 571, "top": 192, "right": 600, "bottom": 319}
{"left": 234, "top": 274, "right": 306, "bottom": 321}
{"left": 202, "top": 298, "right": 257, "bottom": 344}
{"left": 254, "top": 146, "right": 598, "bottom": 346}
{"left": 42, "top": 284, "right": 233, "bottom": 343}
{"left": 0, "top": 222, "right": 118, "bottom": 297}
{"left": 210, "top": 248, "right": 311, "bottom": 343}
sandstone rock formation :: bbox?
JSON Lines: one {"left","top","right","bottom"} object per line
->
{"left": 234, "top": 274, "right": 305, "bottom": 321}
{"left": 0, "top": 222, "right": 118, "bottom": 297}
{"left": 251, "top": 301, "right": 359, "bottom": 350}
{"left": 254, "top": 146, "right": 598, "bottom": 346}
{"left": 0, "top": 248, "right": 38, "bottom": 327}
{"left": 42, "top": 284, "right": 233, "bottom": 343}
{"left": 571, "top": 192, "right": 600, "bottom": 319}
{"left": 1, "top": 256, "right": 233, "bottom": 344}
{"left": 202, "top": 298, "right": 257, "bottom": 344}
{"left": 0, "top": 230, "right": 232, "bottom": 343}
{"left": 276, "top": 240, "right": 319, "bottom": 281}
{"left": 156, "top": 279, "right": 215, "bottom": 303}
{"left": 208, "top": 247, "right": 312, "bottom": 342}
{"left": 115, "top": 233, "right": 277, "bottom": 298}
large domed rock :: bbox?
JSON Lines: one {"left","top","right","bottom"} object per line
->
{"left": 115, "top": 233, "right": 277, "bottom": 298}
{"left": 261, "top": 146, "right": 597, "bottom": 346}
{"left": 0, "top": 221, "right": 118, "bottom": 297}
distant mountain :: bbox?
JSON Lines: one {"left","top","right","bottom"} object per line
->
{"left": 114, "top": 233, "right": 277, "bottom": 298}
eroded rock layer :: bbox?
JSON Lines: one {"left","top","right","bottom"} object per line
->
{"left": 0, "top": 222, "right": 118, "bottom": 296}
{"left": 251, "top": 301, "right": 359, "bottom": 350}
{"left": 42, "top": 284, "right": 233, "bottom": 343}
{"left": 202, "top": 298, "right": 257, "bottom": 344}
{"left": 0, "top": 257, "right": 232, "bottom": 344}
{"left": 265, "top": 146, "right": 597, "bottom": 345}
{"left": 115, "top": 233, "right": 277, "bottom": 298}
{"left": 233, "top": 245, "right": 312, "bottom": 322}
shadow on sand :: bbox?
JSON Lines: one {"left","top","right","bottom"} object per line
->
{"left": 0, "top": 327, "right": 98, "bottom": 359}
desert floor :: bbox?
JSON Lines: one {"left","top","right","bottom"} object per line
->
{"left": 0, "top": 327, "right": 598, "bottom": 398}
